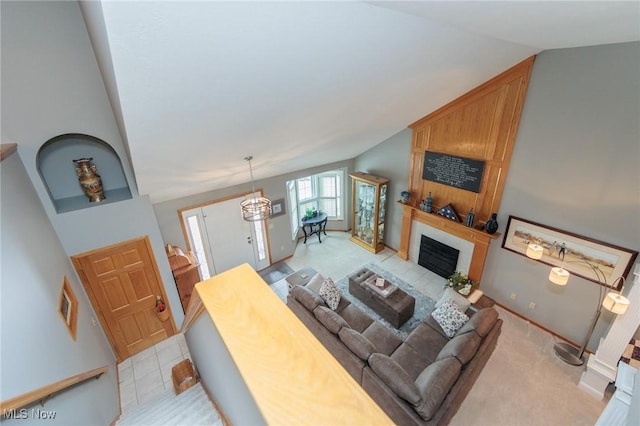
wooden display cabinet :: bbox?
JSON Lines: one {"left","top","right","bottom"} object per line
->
{"left": 349, "top": 172, "right": 389, "bottom": 253}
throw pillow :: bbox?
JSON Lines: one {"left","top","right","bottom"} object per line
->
{"left": 306, "top": 272, "right": 325, "bottom": 293}
{"left": 413, "top": 357, "right": 462, "bottom": 421}
{"left": 431, "top": 299, "right": 470, "bottom": 338}
{"left": 290, "top": 285, "right": 323, "bottom": 311}
{"left": 368, "top": 353, "right": 421, "bottom": 406}
{"left": 436, "top": 331, "right": 481, "bottom": 365}
{"left": 338, "top": 328, "right": 377, "bottom": 360}
{"left": 456, "top": 307, "right": 499, "bottom": 338}
{"left": 436, "top": 287, "right": 471, "bottom": 312}
{"left": 314, "top": 306, "right": 350, "bottom": 334}
{"left": 319, "top": 277, "right": 341, "bottom": 310}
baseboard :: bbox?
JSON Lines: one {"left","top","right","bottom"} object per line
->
{"left": 198, "top": 377, "right": 232, "bottom": 426}
{"left": 494, "top": 301, "right": 590, "bottom": 354}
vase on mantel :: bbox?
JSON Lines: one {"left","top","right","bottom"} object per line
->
{"left": 485, "top": 213, "right": 499, "bottom": 234}
{"left": 73, "top": 157, "right": 105, "bottom": 203}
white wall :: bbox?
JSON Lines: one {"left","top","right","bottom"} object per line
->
{"left": 1, "top": 151, "right": 119, "bottom": 425}
{"left": 153, "top": 159, "right": 354, "bottom": 264}
{"left": 353, "top": 42, "right": 639, "bottom": 351}
{"left": 354, "top": 128, "right": 412, "bottom": 250}
{"left": 1, "top": 1, "right": 183, "bottom": 324}
{"left": 479, "top": 42, "right": 640, "bottom": 351}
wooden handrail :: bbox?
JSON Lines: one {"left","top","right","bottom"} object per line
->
{"left": 0, "top": 366, "right": 108, "bottom": 412}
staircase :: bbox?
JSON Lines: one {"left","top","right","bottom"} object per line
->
{"left": 116, "top": 383, "right": 222, "bottom": 426}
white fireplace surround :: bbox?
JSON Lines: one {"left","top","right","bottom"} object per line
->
{"left": 409, "top": 220, "right": 475, "bottom": 278}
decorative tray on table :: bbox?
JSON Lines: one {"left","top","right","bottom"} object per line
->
{"left": 364, "top": 275, "right": 398, "bottom": 298}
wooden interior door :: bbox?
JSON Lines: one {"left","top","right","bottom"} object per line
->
{"left": 72, "top": 236, "right": 176, "bottom": 362}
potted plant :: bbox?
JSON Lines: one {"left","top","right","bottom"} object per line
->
{"left": 446, "top": 271, "right": 477, "bottom": 296}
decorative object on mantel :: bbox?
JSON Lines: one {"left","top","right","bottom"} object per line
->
{"left": 465, "top": 208, "right": 475, "bottom": 227}
{"left": 400, "top": 191, "right": 410, "bottom": 204}
{"left": 435, "top": 203, "right": 460, "bottom": 222}
{"left": 446, "top": 271, "right": 477, "bottom": 296}
{"left": 73, "top": 157, "right": 105, "bottom": 202}
{"left": 525, "top": 247, "right": 633, "bottom": 366}
{"left": 240, "top": 155, "right": 272, "bottom": 222}
{"left": 502, "top": 216, "right": 637, "bottom": 288}
{"left": 485, "top": 213, "right": 499, "bottom": 234}
{"left": 420, "top": 192, "right": 433, "bottom": 213}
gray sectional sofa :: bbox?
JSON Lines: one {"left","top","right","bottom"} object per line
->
{"left": 286, "top": 274, "right": 502, "bottom": 425}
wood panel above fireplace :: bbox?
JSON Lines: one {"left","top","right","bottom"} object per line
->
{"left": 398, "top": 56, "right": 535, "bottom": 284}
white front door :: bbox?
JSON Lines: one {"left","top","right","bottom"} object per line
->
{"left": 201, "top": 193, "right": 270, "bottom": 274}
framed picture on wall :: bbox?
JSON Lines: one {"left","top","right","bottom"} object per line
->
{"left": 59, "top": 276, "right": 78, "bottom": 340}
{"left": 271, "top": 198, "right": 286, "bottom": 218}
{"left": 502, "top": 216, "right": 638, "bottom": 289}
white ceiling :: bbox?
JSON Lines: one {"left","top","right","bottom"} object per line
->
{"left": 81, "top": 1, "right": 640, "bottom": 203}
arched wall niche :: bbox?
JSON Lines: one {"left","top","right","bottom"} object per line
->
{"left": 37, "top": 133, "right": 132, "bottom": 213}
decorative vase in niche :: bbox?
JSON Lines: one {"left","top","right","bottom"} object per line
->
{"left": 73, "top": 157, "right": 106, "bottom": 202}
{"left": 485, "top": 213, "right": 499, "bottom": 234}
{"left": 400, "top": 191, "right": 410, "bottom": 204}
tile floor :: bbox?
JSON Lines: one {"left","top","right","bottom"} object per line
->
{"left": 117, "top": 333, "right": 191, "bottom": 414}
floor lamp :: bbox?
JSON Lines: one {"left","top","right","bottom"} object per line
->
{"left": 526, "top": 243, "right": 630, "bottom": 366}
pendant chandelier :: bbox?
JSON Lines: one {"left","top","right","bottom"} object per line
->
{"left": 240, "top": 156, "right": 272, "bottom": 222}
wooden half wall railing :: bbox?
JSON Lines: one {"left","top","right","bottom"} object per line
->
{"left": 0, "top": 366, "right": 108, "bottom": 412}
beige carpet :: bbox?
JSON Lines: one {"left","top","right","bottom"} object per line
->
{"left": 450, "top": 306, "right": 606, "bottom": 426}
{"left": 287, "top": 231, "right": 608, "bottom": 425}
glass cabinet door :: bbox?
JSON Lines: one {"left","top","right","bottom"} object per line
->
{"left": 349, "top": 172, "right": 389, "bottom": 254}
{"left": 354, "top": 180, "right": 376, "bottom": 244}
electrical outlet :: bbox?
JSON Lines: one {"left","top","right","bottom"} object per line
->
{"left": 529, "top": 302, "right": 536, "bottom": 310}
{"left": 510, "top": 293, "right": 517, "bottom": 300}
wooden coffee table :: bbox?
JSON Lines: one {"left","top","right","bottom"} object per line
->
{"left": 348, "top": 268, "right": 415, "bottom": 328}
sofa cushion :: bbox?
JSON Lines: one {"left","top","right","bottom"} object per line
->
{"left": 314, "top": 306, "right": 350, "bottom": 334}
{"left": 338, "top": 303, "right": 375, "bottom": 333}
{"left": 338, "top": 328, "right": 377, "bottom": 360}
{"left": 319, "top": 277, "right": 342, "bottom": 310}
{"left": 431, "top": 299, "right": 469, "bottom": 338}
{"left": 436, "top": 331, "right": 481, "bottom": 365}
{"left": 413, "top": 357, "right": 462, "bottom": 421}
{"left": 291, "top": 285, "right": 324, "bottom": 311}
{"left": 368, "top": 353, "right": 421, "bottom": 406}
{"left": 306, "top": 272, "right": 325, "bottom": 293}
{"left": 363, "top": 321, "right": 403, "bottom": 356}
{"left": 436, "top": 287, "right": 471, "bottom": 312}
{"left": 391, "top": 343, "right": 431, "bottom": 380}
{"left": 404, "top": 322, "right": 449, "bottom": 364}
{"left": 456, "top": 307, "right": 499, "bottom": 338}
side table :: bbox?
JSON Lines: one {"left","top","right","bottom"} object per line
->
{"left": 467, "top": 289, "right": 495, "bottom": 312}
{"left": 285, "top": 267, "right": 318, "bottom": 290}
{"left": 301, "top": 213, "right": 328, "bottom": 243}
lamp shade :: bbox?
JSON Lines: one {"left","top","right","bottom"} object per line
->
{"left": 241, "top": 196, "right": 272, "bottom": 222}
{"left": 549, "top": 267, "right": 570, "bottom": 285}
{"left": 526, "top": 244, "right": 544, "bottom": 260}
{"left": 602, "top": 292, "right": 630, "bottom": 315}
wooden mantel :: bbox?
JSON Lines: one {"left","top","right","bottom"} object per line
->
{"left": 398, "top": 56, "right": 535, "bottom": 283}
{"left": 398, "top": 201, "right": 500, "bottom": 283}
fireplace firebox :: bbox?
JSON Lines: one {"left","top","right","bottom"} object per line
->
{"left": 418, "top": 235, "right": 460, "bottom": 278}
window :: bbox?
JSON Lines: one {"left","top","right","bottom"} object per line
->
{"left": 287, "top": 169, "right": 345, "bottom": 239}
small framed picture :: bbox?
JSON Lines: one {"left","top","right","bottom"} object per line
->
{"left": 59, "top": 276, "right": 78, "bottom": 340}
{"left": 375, "top": 277, "right": 385, "bottom": 287}
{"left": 271, "top": 198, "right": 286, "bottom": 218}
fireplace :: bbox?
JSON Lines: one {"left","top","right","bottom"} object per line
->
{"left": 418, "top": 235, "right": 460, "bottom": 278}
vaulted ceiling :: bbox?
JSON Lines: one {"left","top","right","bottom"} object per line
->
{"left": 79, "top": 1, "right": 640, "bottom": 203}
